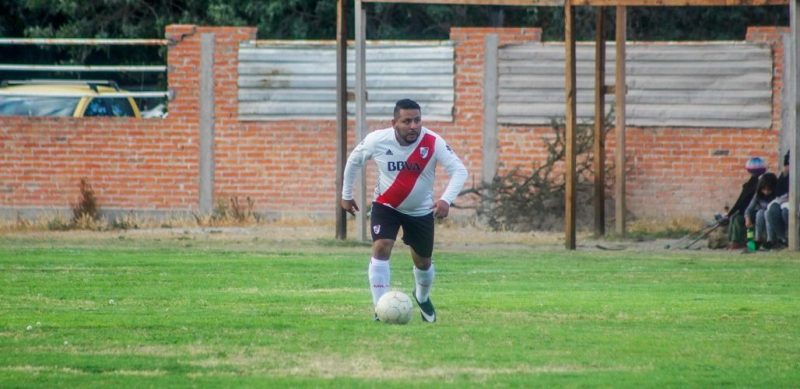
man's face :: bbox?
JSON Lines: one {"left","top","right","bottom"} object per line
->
{"left": 392, "top": 108, "right": 422, "bottom": 146}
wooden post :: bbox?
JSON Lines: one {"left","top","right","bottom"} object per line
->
{"left": 565, "top": 3, "right": 577, "bottom": 250}
{"left": 791, "top": 0, "right": 799, "bottom": 250}
{"left": 614, "top": 5, "right": 627, "bottom": 237}
{"left": 335, "top": 0, "right": 348, "bottom": 240}
{"left": 355, "top": 0, "right": 368, "bottom": 241}
{"left": 593, "top": 7, "right": 606, "bottom": 237}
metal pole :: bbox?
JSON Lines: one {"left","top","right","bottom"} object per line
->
{"left": 0, "top": 65, "right": 166, "bottom": 72}
{"left": 0, "top": 91, "right": 170, "bottom": 98}
{"left": 335, "top": 0, "right": 349, "bottom": 240}
{"left": 0, "top": 38, "right": 169, "bottom": 45}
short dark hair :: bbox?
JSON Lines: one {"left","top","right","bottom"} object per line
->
{"left": 757, "top": 172, "right": 778, "bottom": 194}
{"left": 393, "top": 99, "right": 421, "bottom": 117}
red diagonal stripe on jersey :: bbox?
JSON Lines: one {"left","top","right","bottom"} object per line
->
{"left": 376, "top": 133, "right": 436, "bottom": 208}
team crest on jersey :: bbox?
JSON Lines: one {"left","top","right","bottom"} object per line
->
{"left": 373, "top": 224, "right": 381, "bottom": 235}
{"left": 420, "top": 147, "right": 429, "bottom": 159}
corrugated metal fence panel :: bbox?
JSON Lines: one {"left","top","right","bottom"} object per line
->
{"left": 498, "top": 42, "right": 773, "bottom": 128}
{"left": 238, "top": 42, "right": 454, "bottom": 121}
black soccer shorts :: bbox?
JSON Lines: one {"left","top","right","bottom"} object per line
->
{"left": 370, "top": 202, "right": 434, "bottom": 258}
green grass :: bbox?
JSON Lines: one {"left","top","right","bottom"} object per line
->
{"left": 0, "top": 235, "right": 799, "bottom": 387}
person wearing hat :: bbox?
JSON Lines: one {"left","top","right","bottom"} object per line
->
{"left": 725, "top": 157, "right": 766, "bottom": 249}
{"left": 765, "top": 151, "right": 790, "bottom": 249}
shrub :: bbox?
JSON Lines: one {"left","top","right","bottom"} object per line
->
{"left": 461, "top": 114, "right": 616, "bottom": 232}
{"left": 194, "top": 197, "right": 261, "bottom": 226}
{"left": 72, "top": 178, "right": 100, "bottom": 226}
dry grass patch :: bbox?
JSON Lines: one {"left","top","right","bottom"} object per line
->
{"left": 0, "top": 365, "right": 87, "bottom": 375}
{"left": 282, "top": 354, "right": 643, "bottom": 380}
{"left": 628, "top": 216, "right": 705, "bottom": 236}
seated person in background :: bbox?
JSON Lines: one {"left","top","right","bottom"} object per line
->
{"left": 745, "top": 172, "right": 778, "bottom": 250}
{"left": 766, "top": 151, "right": 790, "bottom": 249}
{"left": 725, "top": 157, "right": 765, "bottom": 249}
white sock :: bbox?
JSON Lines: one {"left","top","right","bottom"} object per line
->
{"left": 413, "top": 264, "right": 435, "bottom": 303}
{"left": 368, "top": 257, "right": 390, "bottom": 307}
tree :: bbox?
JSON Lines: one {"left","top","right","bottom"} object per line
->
{"left": 0, "top": 1, "right": 788, "bottom": 42}
{"left": 0, "top": 1, "right": 788, "bottom": 87}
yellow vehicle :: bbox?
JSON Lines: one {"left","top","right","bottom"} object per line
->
{"left": 0, "top": 80, "right": 141, "bottom": 118}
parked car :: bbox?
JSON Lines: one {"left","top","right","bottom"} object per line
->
{"left": 0, "top": 80, "right": 141, "bottom": 118}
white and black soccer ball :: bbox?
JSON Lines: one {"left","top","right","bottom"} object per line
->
{"left": 375, "top": 291, "right": 413, "bottom": 324}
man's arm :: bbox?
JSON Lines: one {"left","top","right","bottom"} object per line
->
{"left": 432, "top": 138, "right": 467, "bottom": 218}
{"left": 744, "top": 192, "right": 758, "bottom": 227}
{"left": 729, "top": 178, "right": 756, "bottom": 217}
{"left": 341, "top": 138, "right": 371, "bottom": 214}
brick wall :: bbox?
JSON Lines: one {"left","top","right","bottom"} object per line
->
{"left": 0, "top": 25, "right": 788, "bottom": 224}
{"left": 0, "top": 25, "right": 258, "bottom": 217}
{"left": 460, "top": 27, "right": 788, "bottom": 221}
{"left": 620, "top": 27, "right": 787, "bottom": 219}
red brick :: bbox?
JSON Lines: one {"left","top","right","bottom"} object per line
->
{"left": 0, "top": 25, "right": 787, "bottom": 221}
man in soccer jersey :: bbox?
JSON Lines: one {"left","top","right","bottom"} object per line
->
{"left": 341, "top": 98, "right": 468, "bottom": 322}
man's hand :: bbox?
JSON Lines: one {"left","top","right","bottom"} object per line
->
{"left": 431, "top": 199, "right": 450, "bottom": 219}
{"left": 341, "top": 199, "right": 359, "bottom": 216}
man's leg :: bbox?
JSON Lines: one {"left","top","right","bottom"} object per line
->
{"left": 400, "top": 212, "right": 436, "bottom": 322}
{"left": 728, "top": 214, "right": 746, "bottom": 246}
{"left": 755, "top": 209, "right": 767, "bottom": 244}
{"left": 410, "top": 248, "right": 436, "bottom": 323}
{"left": 368, "top": 240, "right": 394, "bottom": 307}
{"left": 368, "top": 203, "right": 402, "bottom": 317}
{"left": 411, "top": 249, "right": 435, "bottom": 305}
{"left": 781, "top": 205, "right": 790, "bottom": 244}
{"left": 766, "top": 202, "right": 784, "bottom": 244}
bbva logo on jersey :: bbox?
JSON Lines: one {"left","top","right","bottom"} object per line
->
{"left": 387, "top": 161, "right": 422, "bottom": 172}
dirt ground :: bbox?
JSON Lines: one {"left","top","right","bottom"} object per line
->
{"left": 0, "top": 218, "right": 712, "bottom": 254}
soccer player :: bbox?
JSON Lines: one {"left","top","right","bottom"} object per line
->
{"left": 341, "top": 98, "right": 468, "bottom": 323}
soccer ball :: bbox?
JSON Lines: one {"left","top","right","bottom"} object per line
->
{"left": 375, "top": 291, "right": 413, "bottom": 324}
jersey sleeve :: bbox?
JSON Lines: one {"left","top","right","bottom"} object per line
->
{"left": 435, "top": 137, "right": 468, "bottom": 205}
{"left": 342, "top": 135, "right": 374, "bottom": 201}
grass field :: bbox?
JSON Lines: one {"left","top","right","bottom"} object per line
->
{"left": 1, "top": 227, "right": 799, "bottom": 387}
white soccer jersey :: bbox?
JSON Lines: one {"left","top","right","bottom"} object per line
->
{"left": 342, "top": 127, "right": 468, "bottom": 217}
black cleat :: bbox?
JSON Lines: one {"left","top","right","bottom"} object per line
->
{"left": 412, "top": 288, "right": 436, "bottom": 323}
